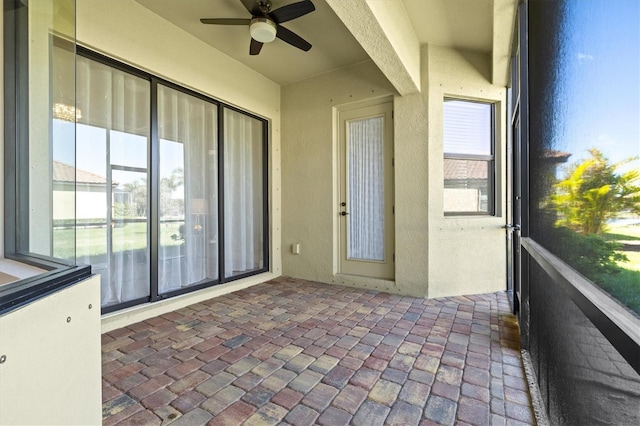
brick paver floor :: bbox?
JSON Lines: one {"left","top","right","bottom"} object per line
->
{"left": 102, "top": 277, "right": 536, "bottom": 425}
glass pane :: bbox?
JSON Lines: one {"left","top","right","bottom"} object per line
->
{"left": 26, "top": 1, "right": 76, "bottom": 260}
{"left": 158, "top": 85, "right": 219, "bottom": 292}
{"left": 76, "top": 56, "right": 151, "bottom": 308}
{"left": 111, "top": 170, "right": 149, "bottom": 302}
{"left": 223, "top": 109, "right": 264, "bottom": 278}
{"left": 348, "top": 116, "right": 385, "bottom": 261}
{"left": 444, "top": 159, "right": 491, "bottom": 213}
{"left": 443, "top": 100, "right": 492, "bottom": 155}
{"left": 111, "top": 130, "right": 148, "bottom": 169}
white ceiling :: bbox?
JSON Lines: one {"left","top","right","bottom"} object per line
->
{"left": 135, "top": 0, "right": 494, "bottom": 86}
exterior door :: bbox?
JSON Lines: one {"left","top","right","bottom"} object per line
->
{"left": 339, "top": 102, "right": 394, "bottom": 279}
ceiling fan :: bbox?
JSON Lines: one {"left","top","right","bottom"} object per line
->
{"left": 200, "top": 0, "right": 316, "bottom": 55}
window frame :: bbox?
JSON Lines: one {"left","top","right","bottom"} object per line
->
{"left": 443, "top": 97, "right": 497, "bottom": 216}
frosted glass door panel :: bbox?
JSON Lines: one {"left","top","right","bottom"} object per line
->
{"left": 347, "top": 116, "right": 385, "bottom": 262}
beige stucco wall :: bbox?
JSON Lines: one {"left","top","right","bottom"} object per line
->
{"left": 282, "top": 46, "right": 507, "bottom": 299}
{"left": 282, "top": 60, "right": 430, "bottom": 296}
{"left": 424, "top": 44, "right": 507, "bottom": 298}
{"left": 76, "top": 0, "right": 284, "bottom": 329}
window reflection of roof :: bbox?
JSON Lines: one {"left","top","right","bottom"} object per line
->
{"left": 53, "top": 160, "right": 117, "bottom": 185}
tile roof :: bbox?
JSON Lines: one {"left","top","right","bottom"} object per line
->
{"left": 53, "top": 160, "right": 111, "bottom": 185}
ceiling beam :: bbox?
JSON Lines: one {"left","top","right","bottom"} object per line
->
{"left": 326, "top": 0, "right": 420, "bottom": 95}
{"left": 491, "top": 0, "right": 518, "bottom": 86}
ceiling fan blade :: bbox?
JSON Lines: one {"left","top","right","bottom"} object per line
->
{"left": 276, "top": 25, "right": 311, "bottom": 51}
{"left": 250, "top": 38, "right": 264, "bottom": 55}
{"left": 240, "top": 0, "right": 261, "bottom": 15}
{"left": 200, "top": 18, "right": 251, "bottom": 25}
{"left": 269, "top": 0, "right": 315, "bottom": 24}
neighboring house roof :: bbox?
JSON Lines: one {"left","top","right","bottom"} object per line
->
{"left": 543, "top": 149, "right": 572, "bottom": 163}
{"left": 444, "top": 149, "right": 572, "bottom": 181}
{"left": 53, "top": 160, "right": 116, "bottom": 186}
{"left": 444, "top": 159, "right": 488, "bottom": 180}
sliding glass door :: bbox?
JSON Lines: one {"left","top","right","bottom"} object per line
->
{"left": 223, "top": 109, "right": 266, "bottom": 279}
{"left": 75, "top": 55, "right": 151, "bottom": 308}
{"left": 57, "top": 47, "right": 269, "bottom": 312}
{"left": 158, "top": 85, "right": 219, "bottom": 294}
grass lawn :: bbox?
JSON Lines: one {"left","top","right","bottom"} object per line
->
{"left": 53, "top": 221, "right": 184, "bottom": 259}
{"left": 601, "top": 222, "right": 640, "bottom": 315}
{"left": 606, "top": 222, "right": 640, "bottom": 271}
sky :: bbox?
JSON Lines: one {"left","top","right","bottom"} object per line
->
{"left": 556, "top": 0, "right": 640, "bottom": 171}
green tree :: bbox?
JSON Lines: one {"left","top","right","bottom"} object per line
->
{"left": 122, "top": 179, "right": 148, "bottom": 218}
{"left": 551, "top": 148, "right": 640, "bottom": 235}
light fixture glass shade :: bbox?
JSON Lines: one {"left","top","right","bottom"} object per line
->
{"left": 250, "top": 18, "right": 277, "bottom": 43}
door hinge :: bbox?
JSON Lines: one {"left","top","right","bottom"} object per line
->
{"left": 393, "top": 253, "right": 395, "bottom": 262}
{"left": 392, "top": 206, "right": 395, "bottom": 214}
{"left": 392, "top": 157, "right": 394, "bottom": 167}
{"left": 391, "top": 110, "right": 394, "bottom": 119}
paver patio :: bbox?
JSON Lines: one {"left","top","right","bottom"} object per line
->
{"left": 102, "top": 277, "right": 536, "bottom": 425}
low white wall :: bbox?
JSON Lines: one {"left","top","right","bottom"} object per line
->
{"left": 0, "top": 275, "right": 102, "bottom": 426}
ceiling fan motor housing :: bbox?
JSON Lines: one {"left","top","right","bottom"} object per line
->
{"left": 249, "top": 17, "right": 277, "bottom": 43}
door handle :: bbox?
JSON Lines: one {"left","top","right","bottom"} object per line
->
{"left": 504, "top": 224, "right": 520, "bottom": 232}
{"left": 340, "top": 211, "right": 349, "bottom": 216}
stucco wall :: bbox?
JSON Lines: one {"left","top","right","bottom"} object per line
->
{"left": 281, "top": 60, "right": 431, "bottom": 296}
{"left": 425, "top": 44, "right": 507, "bottom": 298}
{"left": 282, "top": 47, "right": 506, "bottom": 299}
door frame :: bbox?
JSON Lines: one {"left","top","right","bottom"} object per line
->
{"left": 508, "top": 1, "right": 530, "bottom": 347}
{"left": 334, "top": 97, "right": 395, "bottom": 280}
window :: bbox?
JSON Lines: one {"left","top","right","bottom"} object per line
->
{"left": 443, "top": 99, "right": 495, "bottom": 215}
{"left": 1, "top": 0, "right": 92, "bottom": 314}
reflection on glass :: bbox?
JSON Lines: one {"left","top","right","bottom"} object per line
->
{"left": 36, "top": 2, "right": 76, "bottom": 260}
{"left": 224, "top": 109, "right": 264, "bottom": 278}
{"left": 75, "top": 56, "right": 151, "bottom": 307}
{"left": 157, "top": 85, "right": 219, "bottom": 292}
{"left": 529, "top": 0, "right": 640, "bottom": 316}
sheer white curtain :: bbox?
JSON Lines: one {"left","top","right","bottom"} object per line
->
{"left": 76, "top": 56, "right": 151, "bottom": 307}
{"left": 223, "top": 109, "right": 264, "bottom": 277}
{"left": 348, "top": 116, "right": 385, "bottom": 261}
{"left": 157, "top": 85, "right": 218, "bottom": 294}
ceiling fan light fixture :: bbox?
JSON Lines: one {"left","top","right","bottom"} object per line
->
{"left": 249, "top": 18, "right": 277, "bottom": 43}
